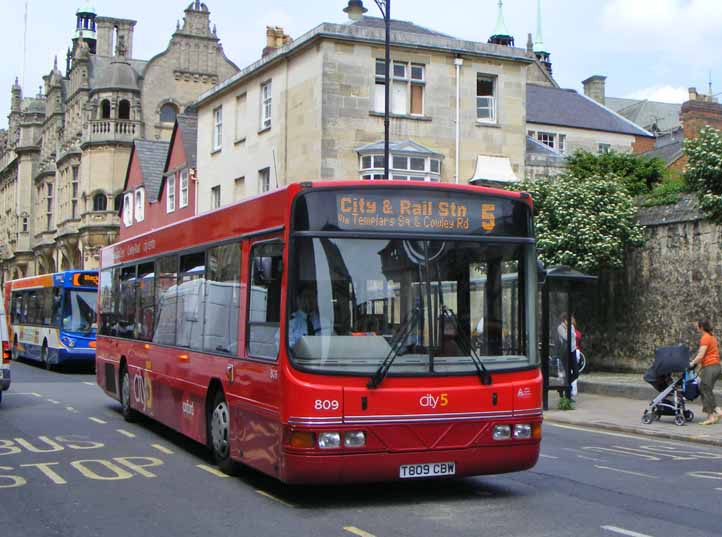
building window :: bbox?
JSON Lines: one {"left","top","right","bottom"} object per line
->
{"left": 258, "top": 168, "right": 271, "bottom": 193}
{"left": 212, "top": 106, "right": 223, "bottom": 151}
{"left": 374, "top": 60, "right": 425, "bottom": 116}
{"left": 71, "top": 166, "right": 79, "bottom": 219}
{"left": 100, "top": 99, "right": 111, "bottom": 119}
{"left": 559, "top": 134, "right": 567, "bottom": 154}
{"left": 359, "top": 153, "right": 441, "bottom": 182}
{"left": 234, "top": 176, "right": 245, "bottom": 201}
{"left": 46, "top": 183, "right": 54, "bottom": 231}
{"left": 93, "top": 193, "right": 107, "bottom": 211}
{"left": 235, "top": 93, "right": 247, "bottom": 141}
{"left": 21, "top": 216, "right": 28, "bottom": 233}
{"left": 118, "top": 99, "right": 131, "bottom": 120}
{"left": 179, "top": 169, "right": 189, "bottom": 208}
{"left": 135, "top": 188, "right": 145, "bottom": 222}
{"left": 211, "top": 185, "right": 221, "bottom": 209}
{"left": 167, "top": 176, "right": 175, "bottom": 213}
{"left": 537, "top": 132, "right": 556, "bottom": 150}
{"left": 598, "top": 143, "right": 611, "bottom": 154}
{"left": 160, "top": 103, "right": 178, "bottom": 123}
{"left": 114, "top": 194, "right": 122, "bottom": 212}
{"left": 476, "top": 74, "right": 497, "bottom": 123}
{"left": 123, "top": 192, "right": 133, "bottom": 226}
{"left": 261, "top": 81, "right": 272, "bottom": 129}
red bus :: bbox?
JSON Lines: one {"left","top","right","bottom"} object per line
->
{"left": 96, "top": 180, "right": 541, "bottom": 483}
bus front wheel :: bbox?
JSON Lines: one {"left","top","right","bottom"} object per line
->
{"left": 208, "top": 391, "right": 237, "bottom": 475}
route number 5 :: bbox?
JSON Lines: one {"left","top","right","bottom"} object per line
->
{"left": 481, "top": 204, "right": 496, "bottom": 231}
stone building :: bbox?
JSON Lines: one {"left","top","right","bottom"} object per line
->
{"left": 525, "top": 83, "right": 654, "bottom": 179}
{"left": 192, "top": 1, "right": 542, "bottom": 211}
{"left": 0, "top": 1, "right": 237, "bottom": 280}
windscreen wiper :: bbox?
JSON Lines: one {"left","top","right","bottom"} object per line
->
{"left": 368, "top": 301, "right": 422, "bottom": 389}
{"left": 442, "top": 306, "right": 492, "bottom": 385}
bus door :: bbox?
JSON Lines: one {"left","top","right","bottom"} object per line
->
{"left": 229, "top": 237, "right": 283, "bottom": 475}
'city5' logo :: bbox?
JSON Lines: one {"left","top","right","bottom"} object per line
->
{"left": 419, "top": 393, "right": 449, "bottom": 409}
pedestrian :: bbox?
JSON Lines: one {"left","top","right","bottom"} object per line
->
{"left": 557, "top": 313, "right": 578, "bottom": 401}
{"left": 690, "top": 320, "right": 722, "bottom": 425}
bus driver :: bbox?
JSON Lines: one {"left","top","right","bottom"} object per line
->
{"left": 289, "top": 285, "right": 325, "bottom": 348}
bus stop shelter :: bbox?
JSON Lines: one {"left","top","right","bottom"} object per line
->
{"left": 539, "top": 265, "right": 597, "bottom": 410}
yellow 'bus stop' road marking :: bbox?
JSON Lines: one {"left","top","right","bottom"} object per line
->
{"left": 151, "top": 444, "right": 174, "bottom": 455}
{"left": 116, "top": 429, "right": 136, "bottom": 438}
{"left": 89, "top": 417, "right": 107, "bottom": 424}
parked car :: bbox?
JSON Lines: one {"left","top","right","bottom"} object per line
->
{"left": 0, "top": 290, "right": 10, "bottom": 404}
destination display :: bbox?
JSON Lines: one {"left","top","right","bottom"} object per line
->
{"left": 294, "top": 189, "right": 532, "bottom": 237}
{"left": 72, "top": 272, "right": 99, "bottom": 288}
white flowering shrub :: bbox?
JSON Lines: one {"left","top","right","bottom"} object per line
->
{"left": 511, "top": 176, "right": 645, "bottom": 274}
{"left": 685, "top": 126, "right": 722, "bottom": 222}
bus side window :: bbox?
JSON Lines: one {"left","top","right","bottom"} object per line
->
{"left": 248, "top": 241, "right": 283, "bottom": 359}
{"left": 153, "top": 255, "right": 178, "bottom": 346}
{"left": 136, "top": 262, "right": 155, "bottom": 342}
{"left": 176, "top": 252, "right": 206, "bottom": 350}
{"left": 118, "top": 266, "right": 138, "bottom": 339}
{"left": 204, "top": 242, "right": 241, "bottom": 355}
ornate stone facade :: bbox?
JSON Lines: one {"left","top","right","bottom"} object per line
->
{"left": 0, "top": 1, "right": 238, "bottom": 280}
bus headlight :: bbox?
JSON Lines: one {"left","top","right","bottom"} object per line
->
{"left": 61, "top": 336, "right": 76, "bottom": 348}
{"left": 317, "top": 432, "right": 341, "bottom": 449}
{"left": 492, "top": 425, "right": 511, "bottom": 440}
{"left": 344, "top": 431, "right": 366, "bottom": 448}
{"left": 513, "top": 424, "right": 532, "bottom": 439}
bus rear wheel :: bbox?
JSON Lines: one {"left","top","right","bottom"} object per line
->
{"left": 41, "top": 343, "right": 53, "bottom": 371}
{"left": 208, "top": 391, "right": 237, "bottom": 475}
{"left": 119, "top": 364, "right": 137, "bottom": 422}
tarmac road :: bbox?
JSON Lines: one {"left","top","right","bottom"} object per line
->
{"left": 1, "top": 359, "right": 721, "bottom": 537}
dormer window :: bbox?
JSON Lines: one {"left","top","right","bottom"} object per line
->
{"left": 123, "top": 192, "right": 133, "bottom": 226}
{"left": 135, "top": 187, "right": 145, "bottom": 222}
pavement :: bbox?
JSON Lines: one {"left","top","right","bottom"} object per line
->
{"left": 544, "top": 371, "right": 722, "bottom": 447}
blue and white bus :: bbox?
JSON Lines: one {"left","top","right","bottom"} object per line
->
{"left": 5, "top": 271, "right": 98, "bottom": 369}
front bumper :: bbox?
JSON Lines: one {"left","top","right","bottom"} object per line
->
{"left": 279, "top": 441, "right": 540, "bottom": 484}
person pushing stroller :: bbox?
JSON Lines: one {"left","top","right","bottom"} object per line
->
{"left": 689, "top": 321, "right": 722, "bottom": 425}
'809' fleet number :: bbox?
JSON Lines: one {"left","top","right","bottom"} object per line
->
{"left": 314, "top": 400, "right": 340, "bottom": 411}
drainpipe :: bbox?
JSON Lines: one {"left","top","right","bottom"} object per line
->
{"left": 454, "top": 57, "right": 464, "bottom": 184}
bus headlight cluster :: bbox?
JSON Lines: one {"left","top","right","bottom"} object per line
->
{"left": 61, "top": 336, "right": 76, "bottom": 348}
{"left": 316, "top": 431, "right": 367, "bottom": 449}
{"left": 493, "top": 424, "right": 537, "bottom": 441}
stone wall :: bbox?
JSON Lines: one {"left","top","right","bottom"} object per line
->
{"left": 582, "top": 195, "right": 722, "bottom": 372}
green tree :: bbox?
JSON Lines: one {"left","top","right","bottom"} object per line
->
{"left": 684, "top": 126, "right": 722, "bottom": 222}
{"left": 511, "top": 176, "right": 645, "bottom": 274}
{"left": 565, "top": 149, "right": 666, "bottom": 196}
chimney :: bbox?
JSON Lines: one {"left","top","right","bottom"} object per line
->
{"left": 263, "top": 26, "right": 292, "bottom": 58}
{"left": 680, "top": 87, "right": 722, "bottom": 141}
{"left": 582, "top": 75, "right": 606, "bottom": 105}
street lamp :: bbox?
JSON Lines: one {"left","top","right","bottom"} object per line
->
{"left": 345, "top": 0, "right": 391, "bottom": 180}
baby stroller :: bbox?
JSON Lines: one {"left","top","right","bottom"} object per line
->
{"left": 641, "top": 345, "right": 700, "bottom": 426}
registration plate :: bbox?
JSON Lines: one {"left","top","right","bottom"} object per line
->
{"left": 399, "top": 462, "right": 456, "bottom": 479}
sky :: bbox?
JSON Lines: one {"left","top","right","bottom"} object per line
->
{"left": 1, "top": 0, "right": 721, "bottom": 129}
